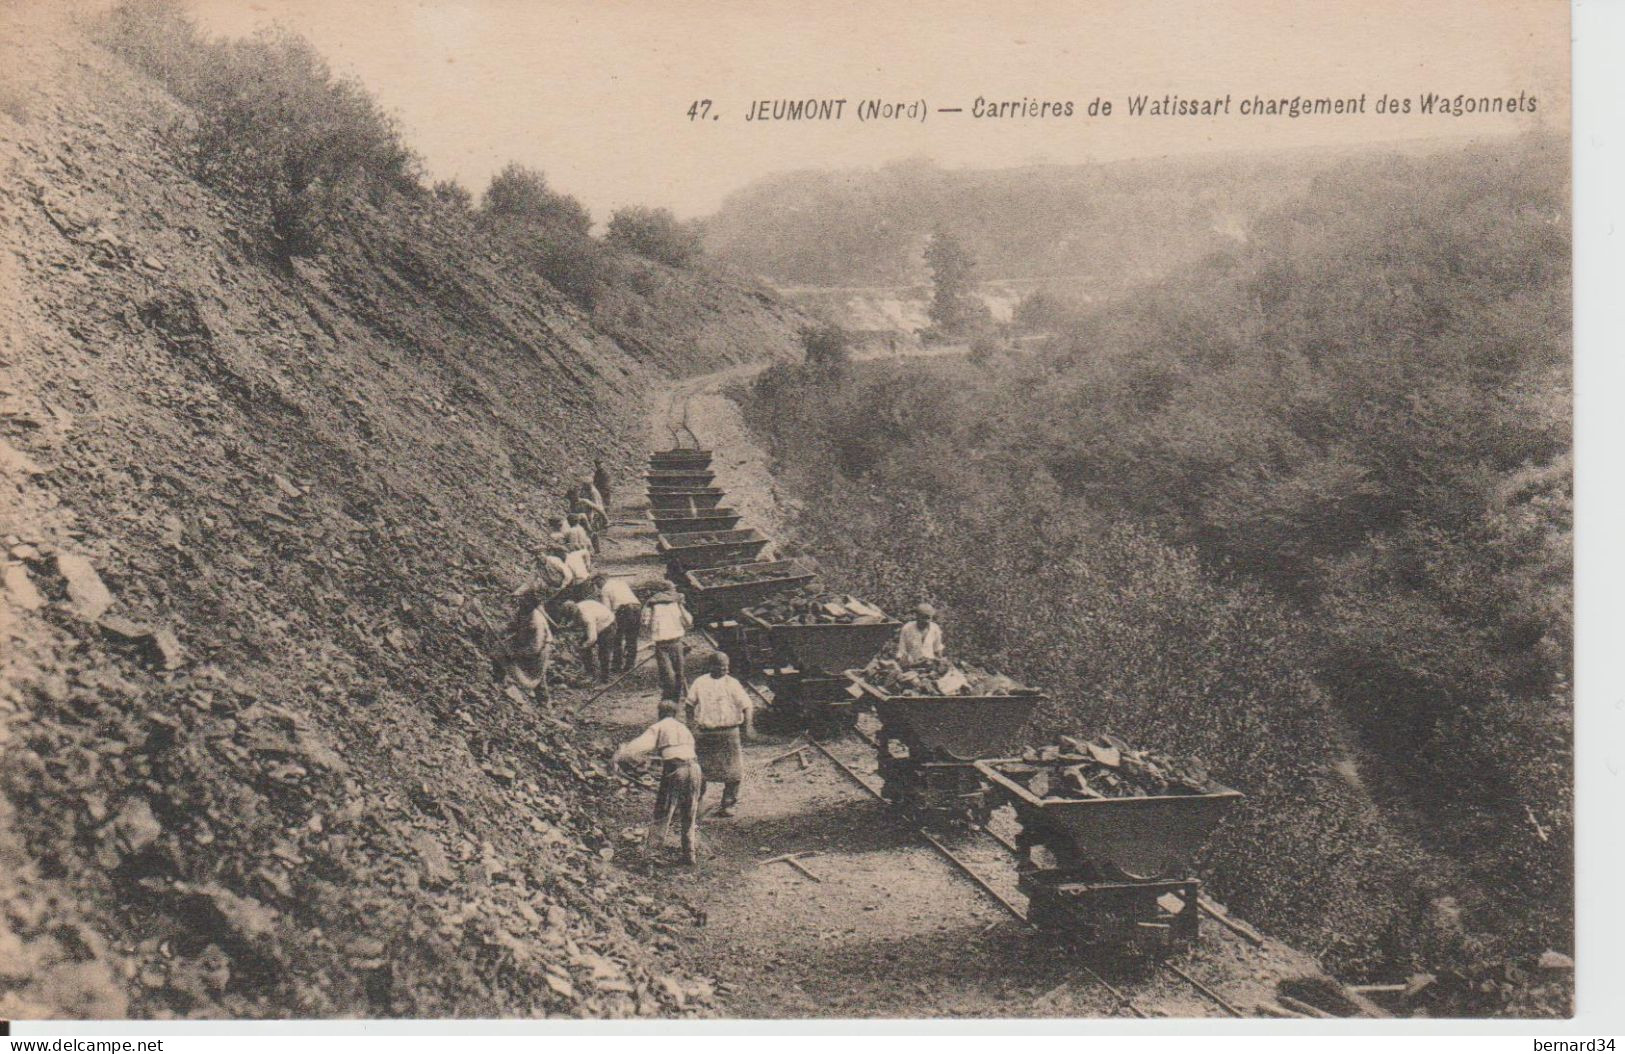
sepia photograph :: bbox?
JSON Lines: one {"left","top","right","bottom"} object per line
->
{"left": 0, "top": 0, "right": 1601, "bottom": 1038}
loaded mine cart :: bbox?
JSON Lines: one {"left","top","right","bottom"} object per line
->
{"left": 847, "top": 659, "right": 1044, "bottom": 825}
{"left": 649, "top": 447, "right": 712, "bottom": 471}
{"left": 655, "top": 528, "right": 771, "bottom": 574}
{"left": 742, "top": 592, "right": 901, "bottom": 735}
{"left": 645, "top": 468, "right": 716, "bottom": 488}
{"left": 647, "top": 486, "right": 727, "bottom": 512}
{"left": 684, "top": 560, "right": 817, "bottom": 673}
{"left": 650, "top": 508, "right": 742, "bottom": 535}
{"left": 975, "top": 740, "right": 1242, "bottom": 952}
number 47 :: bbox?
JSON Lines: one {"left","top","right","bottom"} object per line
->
{"left": 686, "top": 99, "right": 712, "bottom": 120}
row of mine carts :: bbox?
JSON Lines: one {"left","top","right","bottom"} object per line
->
{"left": 647, "top": 446, "right": 1242, "bottom": 954}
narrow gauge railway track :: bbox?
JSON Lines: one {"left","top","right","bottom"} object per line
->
{"left": 668, "top": 475, "right": 1252, "bottom": 1018}
{"left": 689, "top": 638, "right": 1157, "bottom": 1018}
{"left": 838, "top": 716, "right": 1245, "bottom": 1018}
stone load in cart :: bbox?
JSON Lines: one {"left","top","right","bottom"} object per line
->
{"left": 847, "top": 671, "right": 1044, "bottom": 825}
{"left": 656, "top": 528, "right": 772, "bottom": 571}
{"left": 682, "top": 559, "right": 818, "bottom": 618}
{"left": 976, "top": 753, "right": 1242, "bottom": 951}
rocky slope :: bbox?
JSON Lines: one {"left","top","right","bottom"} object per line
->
{"left": 0, "top": 3, "right": 803, "bottom": 1018}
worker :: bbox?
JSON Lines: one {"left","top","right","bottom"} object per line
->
{"left": 562, "top": 597, "right": 617, "bottom": 683}
{"left": 562, "top": 514, "right": 594, "bottom": 555}
{"left": 612, "top": 699, "right": 701, "bottom": 866}
{"left": 562, "top": 544, "right": 593, "bottom": 587}
{"left": 896, "top": 602, "right": 944, "bottom": 664}
{"left": 598, "top": 573, "right": 643, "bottom": 673}
{"left": 575, "top": 479, "right": 607, "bottom": 528}
{"left": 502, "top": 595, "right": 554, "bottom": 705}
{"left": 541, "top": 545, "right": 572, "bottom": 589}
{"left": 593, "top": 459, "right": 613, "bottom": 513}
{"left": 685, "top": 652, "right": 753, "bottom": 817}
{"left": 645, "top": 586, "right": 693, "bottom": 702}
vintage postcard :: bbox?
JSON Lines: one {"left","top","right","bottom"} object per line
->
{"left": 0, "top": 0, "right": 1586, "bottom": 1039}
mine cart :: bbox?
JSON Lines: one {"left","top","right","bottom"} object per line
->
{"left": 976, "top": 756, "right": 1242, "bottom": 951}
{"left": 704, "top": 618, "right": 782, "bottom": 680}
{"left": 647, "top": 487, "right": 727, "bottom": 512}
{"left": 655, "top": 528, "right": 771, "bottom": 571}
{"left": 682, "top": 560, "right": 817, "bottom": 618}
{"left": 847, "top": 674, "right": 1044, "bottom": 825}
{"left": 741, "top": 597, "right": 900, "bottom": 677}
{"left": 740, "top": 596, "right": 900, "bottom": 734}
{"left": 645, "top": 469, "right": 716, "bottom": 488}
{"left": 759, "top": 664, "right": 859, "bottom": 736}
{"left": 649, "top": 448, "right": 712, "bottom": 471}
{"left": 650, "top": 508, "right": 743, "bottom": 535}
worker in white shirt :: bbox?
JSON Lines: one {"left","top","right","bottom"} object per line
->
{"left": 563, "top": 513, "right": 595, "bottom": 555}
{"left": 644, "top": 586, "right": 694, "bottom": 702}
{"left": 612, "top": 699, "right": 701, "bottom": 865}
{"left": 562, "top": 545, "right": 593, "bottom": 587}
{"left": 597, "top": 574, "right": 643, "bottom": 673}
{"left": 502, "top": 596, "right": 555, "bottom": 705}
{"left": 896, "top": 602, "right": 945, "bottom": 665}
{"left": 541, "top": 546, "right": 572, "bottom": 590}
{"left": 684, "top": 652, "right": 753, "bottom": 817}
{"left": 563, "top": 598, "right": 617, "bottom": 683}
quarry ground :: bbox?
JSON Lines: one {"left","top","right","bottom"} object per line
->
{"left": 563, "top": 364, "right": 1339, "bottom": 1020}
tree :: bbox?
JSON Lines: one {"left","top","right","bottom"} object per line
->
{"left": 605, "top": 206, "right": 703, "bottom": 267}
{"left": 432, "top": 179, "right": 472, "bottom": 211}
{"left": 799, "top": 319, "right": 851, "bottom": 371}
{"left": 924, "top": 229, "right": 990, "bottom": 338}
{"left": 479, "top": 163, "right": 592, "bottom": 236}
{"left": 477, "top": 163, "right": 609, "bottom": 307}
{"left": 102, "top": 4, "right": 420, "bottom": 257}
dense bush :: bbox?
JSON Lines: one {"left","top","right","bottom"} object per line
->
{"left": 479, "top": 162, "right": 592, "bottom": 236}
{"left": 742, "top": 137, "right": 1570, "bottom": 1006}
{"left": 99, "top": 0, "right": 419, "bottom": 256}
{"left": 605, "top": 206, "right": 703, "bottom": 267}
{"left": 478, "top": 164, "right": 614, "bottom": 308}
{"left": 797, "top": 319, "right": 852, "bottom": 371}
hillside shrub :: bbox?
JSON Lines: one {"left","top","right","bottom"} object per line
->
{"left": 605, "top": 206, "right": 703, "bottom": 267}
{"left": 99, "top": 0, "right": 419, "bottom": 256}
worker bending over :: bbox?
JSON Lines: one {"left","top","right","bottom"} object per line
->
{"left": 896, "top": 602, "right": 945, "bottom": 664}
{"left": 612, "top": 699, "right": 701, "bottom": 865}
{"left": 685, "top": 652, "right": 753, "bottom": 817}
{"left": 598, "top": 574, "right": 643, "bottom": 673}
{"left": 501, "top": 594, "right": 554, "bottom": 705}
{"left": 563, "top": 597, "right": 616, "bottom": 683}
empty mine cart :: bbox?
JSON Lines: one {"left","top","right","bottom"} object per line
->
{"left": 682, "top": 559, "right": 817, "bottom": 619}
{"left": 650, "top": 508, "right": 742, "bottom": 535}
{"left": 645, "top": 469, "right": 716, "bottom": 488}
{"left": 649, "top": 448, "right": 712, "bottom": 471}
{"left": 975, "top": 755, "right": 1243, "bottom": 952}
{"left": 655, "top": 528, "right": 771, "bottom": 571}
{"left": 648, "top": 487, "right": 727, "bottom": 512}
{"left": 846, "top": 669, "right": 1044, "bottom": 825}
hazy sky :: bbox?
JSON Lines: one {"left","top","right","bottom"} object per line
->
{"left": 186, "top": 0, "right": 1569, "bottom": 219}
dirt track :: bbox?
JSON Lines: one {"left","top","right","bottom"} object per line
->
{"left": 567, "top": 366, "right": 1331, "bottom": 1019}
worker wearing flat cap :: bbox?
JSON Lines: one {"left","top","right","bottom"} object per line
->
{"left": 613, "top": 698, "right": 701, "bottom": 865}
{"left": 895, "top": 602, "right": 944, "bottom": 664}
{"left": 643, "top": 585, "right": 694, "bottom": 702}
